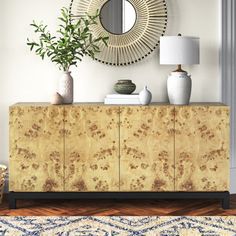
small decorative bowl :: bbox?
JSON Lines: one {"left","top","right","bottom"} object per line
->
{"left": 114, "top": 80, "right": 136, "bottom": 94}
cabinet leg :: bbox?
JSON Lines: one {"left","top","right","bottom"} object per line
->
{"left": 9, "top": 193, "right": 16, "bottom": 209}
{"left": 222, "top": 192, "right": 230, "bottom": 209}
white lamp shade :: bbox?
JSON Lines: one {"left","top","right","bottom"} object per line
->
{"left": 160, "top": 36, "right": 200, "bottom": 65}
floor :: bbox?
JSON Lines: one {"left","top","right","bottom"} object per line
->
{"left": 0, "top": 195, "right": 236, "bottom": 216}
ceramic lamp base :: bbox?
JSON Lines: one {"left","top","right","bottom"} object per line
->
{"left": 167, "top": 71, "right": 192, "bottom": 105}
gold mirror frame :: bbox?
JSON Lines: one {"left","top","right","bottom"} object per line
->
{"left": 70, "top": 0, "right": 168, "bottom": 66}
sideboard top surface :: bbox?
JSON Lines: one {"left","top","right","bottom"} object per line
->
{"left": 10, "top": 102, "right": 228, "bottom": 107}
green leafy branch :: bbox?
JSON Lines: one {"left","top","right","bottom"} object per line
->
{"left": 27, "top": 7, "right": 108, "bottom": 71}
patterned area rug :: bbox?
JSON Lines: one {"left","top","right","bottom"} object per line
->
{"left": 0, "top": 216, "right": 235, "bottom": 235}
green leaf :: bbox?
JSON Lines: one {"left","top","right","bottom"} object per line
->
{"left": 27, "top": 6, "right": 109, "bottom": 70}
{"left": 58, "top": 17, "right": 67, "bottom": 23}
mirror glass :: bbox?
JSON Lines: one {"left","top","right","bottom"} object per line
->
{"left": 100, "top": 0, "right": 136, "bottom": 35}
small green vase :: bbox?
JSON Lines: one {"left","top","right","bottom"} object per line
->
{"left": 114, "top": 80, "right": 136, "bottom": 94}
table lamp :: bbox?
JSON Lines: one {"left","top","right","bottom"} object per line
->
{"left": 160, "top": 34, "right": 200, "bottom": 105}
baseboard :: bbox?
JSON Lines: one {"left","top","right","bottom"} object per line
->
{"left": 230, "top": 168, "right": 236, "bottom": 193}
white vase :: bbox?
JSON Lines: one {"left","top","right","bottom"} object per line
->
{"left": 167, "top": 71, "right": 191, "bottom": 105}
{"left": 59, "top": 71, "right": 73, "bottom": 104}
{"left": 139, "top": 86, "right": 152, "bottom": 105}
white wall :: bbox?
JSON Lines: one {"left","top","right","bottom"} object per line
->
{"left": 0, "top": 0, "right": 221, "bottom": 185}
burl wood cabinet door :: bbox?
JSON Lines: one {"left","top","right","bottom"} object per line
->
{"left": 64, "top": 105, "right": 120, "bottom": 191}
{"left": 175, "top": 106, "right": 230, "bottom": 191}
{"left": 120, "top": 106, "right": 175, "bottom": 191}
{"left": 9, "top": 105, "right": 64, "bottom": 192}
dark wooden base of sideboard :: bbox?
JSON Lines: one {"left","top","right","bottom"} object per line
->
{"left": 8, "top": 191, "right": 230, "bottom": 210}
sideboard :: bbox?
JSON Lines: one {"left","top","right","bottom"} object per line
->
{"left": 9, "top": 103, "right": 230, "bottom": 209}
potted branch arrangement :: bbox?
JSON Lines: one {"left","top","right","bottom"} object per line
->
{"left": 27, "top": 7, "right": 108, "bottom": 104}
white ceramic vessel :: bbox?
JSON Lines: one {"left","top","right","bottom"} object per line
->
{"left": 59, "top": 71, "right": 73, "bottom": 104}
{"left": 167, "top": 71, "right": 191, "bottom": 105}
{"left": 139, "top": 86, "right": 152, "bottom": 105}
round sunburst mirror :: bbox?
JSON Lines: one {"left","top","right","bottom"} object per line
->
{"left": 70, "top": 0, "right": 168, "bottom": 66}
